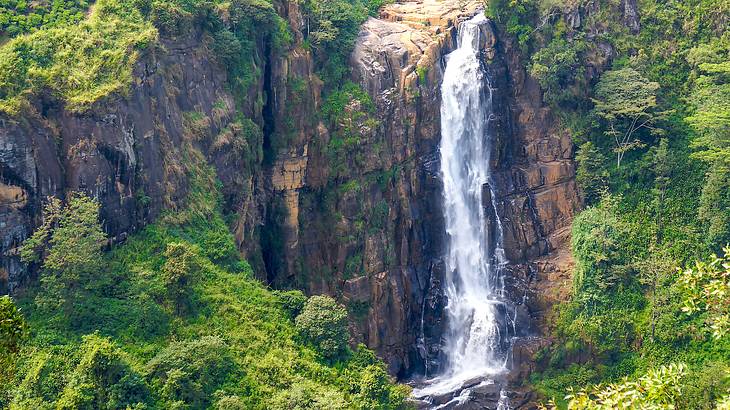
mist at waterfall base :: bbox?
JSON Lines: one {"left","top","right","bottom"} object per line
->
{"left": 412, "top": 13, "right": 516, "bottom": 407}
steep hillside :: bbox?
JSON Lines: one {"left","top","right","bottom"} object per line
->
{"left": 478, "top": 0, "right": 730, "bottom": 407}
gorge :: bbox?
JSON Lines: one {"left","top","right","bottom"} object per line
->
{"left": 2, "top": 0, "right": 727, "bottom": 408}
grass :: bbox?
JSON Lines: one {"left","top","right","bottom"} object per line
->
{"left": 0, "top": 0, "right": 157, "bottom": 114}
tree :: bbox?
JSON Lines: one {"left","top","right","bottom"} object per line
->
{"left": 0, "top": 295, "right": 27, "bottom": 398}
{"left": 145, "top": 336, "right": 234, "bottom": 409}
{"left": 354, "top": 364, "right": 408, "bottom": 410}
{"left": 571, "top": 194, "right": 630, "bottom": 310}
{"left": 20, "top": 192, "right": 107, "bottom": 315}
{"left": 634, "top": 250, "right": 675, "bottom": 342}
{"left": 685, "top": 36, "right": 730, "bottom": 166}
{"left": 161, "top": 242, "right": 201, "bottom": 315}
{"left": 274, "top": 289, "right": 307, "bottom": 319}
{"left": 295, "top": 295, "right": 349, "bottom": 362}
{"left": 18, "top": 196, "right": 62, "bottom": 265}
{"left": 0, "top": 296, "right": 27, "bottom": 357}
{"left": 269, "top": 380, "right": 349, "bottom": 410}
{"left": 686, "top": 37, "right": 730, "bottom": 251}
{"left": 679, "top": 247, "right": 730, "bottom": 339}
{"left": 698, "top": 164, "right": 730, "bottom": 249}
{"left": 300, "top": 0, "right": 368, "bottom": 84}
{"left": 575, "top": 141, "right": 608, "bottom": 205}
{"left": 650, "top": 138, "right": 672, "bottom": 244}
{"left": 592, "top": 67, "right": 663, "bottom": 168}
{"left": 530, "top": 37, "right": 588, "bottom": 106}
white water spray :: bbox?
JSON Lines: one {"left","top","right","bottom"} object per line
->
{"left": 414, "top": 12, "right": 512, "bottom": 400}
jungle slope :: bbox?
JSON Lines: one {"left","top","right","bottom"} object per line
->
{"left": 481, "top": 0, "right": 730, "bottom": 407}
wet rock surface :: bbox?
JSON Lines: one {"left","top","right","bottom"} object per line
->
{"left": 410, "top": 373, "right": 538, "bottom": 410}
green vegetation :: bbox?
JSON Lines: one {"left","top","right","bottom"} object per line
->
{"left": 552, "top": 363, "right": 688, "bottom": 409}
{"left": 2, "top": 147, "right": 408, "bottom": 408}
{"left": 0, "top": 0, "right": 156, "bottom": 114}
{"left": 0, "top": 295, "right": 27, "bottom": 402}
{"left": 0, "top": 0, "right": 89, "bottom": 37}
{"left": 295, "top": 295, "right": 349, "bottom": 363}
{"left": 321, "top": 81, "right": 379, "bottom": 180}
{"left": 679, "top": 247, "right": 730, "bottom": 339}
{"left": 299, "top": 0, "right": 388, "bottom": 86}
{"left": 0, "top": 0, "right": 291, "bottom": 114}
{"left": 486, "top": 0, "right": 730, "bottom": 407}
{"left": 20, "top": 193, "right": 107, "bottom": 318}
{"left": 591, "top": 67, "right": 664, "bottom": 168}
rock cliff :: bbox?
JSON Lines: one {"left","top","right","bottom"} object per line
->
{"left": 277, "top": 0, "right": 581, "bottom": 378}
{"left": 0, "top": 0, "right": 580, "bottom": 392}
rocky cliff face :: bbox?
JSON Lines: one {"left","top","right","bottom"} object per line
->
{"left": 0, "top": 1, "right": 308, "bottom": 292}
{"left": 0, "top": 0, "right": 580, "bottom": 390}
{"left": 275, "top": 0, "right": 580, "bottom": 378}
{"left": 0, "top": 32, "right": 242, "bottom": 291}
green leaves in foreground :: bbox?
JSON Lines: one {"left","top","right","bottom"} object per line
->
{"left": 679, "top": 247, "right": 730, "bottom": 339}
{"left": 552, "top": 363, "right": 688, "bottom": 410}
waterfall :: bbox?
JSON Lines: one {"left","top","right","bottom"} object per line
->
{"left": 414, "top": 12, "right": 514, "bottom": 401}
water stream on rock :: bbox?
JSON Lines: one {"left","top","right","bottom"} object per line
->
{"left": 413, "top": 12, "right": 515, "bottom": 407}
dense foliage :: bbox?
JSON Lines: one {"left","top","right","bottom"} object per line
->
{"left": 0, "top": 0, "right": 292, "bottom": 114}
{"left": 487, "top": 0, "right": 730, "bottom": 407}
{"left": 295, "top": 295, "right": 350, "bottom": 363}
{"left": 0, "top": 0, "right": 88, "bottom": 37}
{"left": 299, "top": 0, "right": 389, "bottom": 86}
{"left": 2, "top": 148, "right": 408, "bottom": 408}
{"left": 0, "top": 0, "right": 156, "bottom": 114}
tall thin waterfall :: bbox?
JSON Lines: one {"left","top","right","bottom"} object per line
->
{"left": 416, "top": 12, "right": 513, "bottom": 399}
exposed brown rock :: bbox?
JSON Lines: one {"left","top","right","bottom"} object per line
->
{"left": 0, "top": 0, "right": 581, "bottom": 396}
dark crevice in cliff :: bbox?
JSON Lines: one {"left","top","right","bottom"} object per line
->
{"left": 258, "top": 39, "right": 283, "bottom": 284}
{"left": 260, "top": 194, "right": 286, "bottom": 284}
{"left": 261, "top": 42, "right": 277, "bottom": 167}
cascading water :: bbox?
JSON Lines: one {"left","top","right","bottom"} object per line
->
{"left": 413, "top": 12, "right": 515, "bottom": 404}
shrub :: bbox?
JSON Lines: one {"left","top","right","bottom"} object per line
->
{"left": 300, "top": 0, "right": 368, "bottom": 85}
{"left": 150, "top": 0, "right": 193, "bottom": 36}
{"left": 0, "top": 296, "right": 27, "bottom": 356}
{"left": 274, "top": 289, "right": 307, "bottom": 319}
{"left": 56, "top": 334, "right": 151, "bottom": 409}
{"left": 0, "top": 295, "right": 27, "bottom": 403}
{"left": 161, "top": 242, "right": 201, "bottom": 314}
{"left": 698, "top": 164, "right": 730, "bottom": 250}
{"left": 295, "top": 295, "right": 349, "bottom": 362}
{"left": 571, "top": 195, "right": 632, "bottom": 309}
{"left": 575, "top": 142, "right": 608, "bottom": 205}
{"left": 268, "top": 380, "right": 349, "bottom": 410}
{"left": 679, "top": 247, "right": 730, "bottom": 339}
{"left": 530, "top": 36, "right": 587, "bottom": 106}
{"left": 145, "top": 336, "right": 235, "bottom": 408}
{"left": 0, "top": 0, "right": 157, "bottom": 114}
{"left": 561, "top": 363, "right": 687, "bottom": 409}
